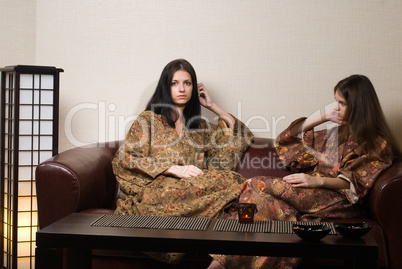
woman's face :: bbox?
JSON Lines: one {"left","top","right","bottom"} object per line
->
{"left": 334, "top": 90, "right": 347, "bottom": 122}
{"left": 170, "top": 70, "right": 193, "bottom": 110}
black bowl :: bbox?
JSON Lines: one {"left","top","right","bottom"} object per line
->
{"left": 334, "top": 222, "right": 371, "bottom": 239}
{"left": 292, "top": 224, "right": 331, "bottom": 241}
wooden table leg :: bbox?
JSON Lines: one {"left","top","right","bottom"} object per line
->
{"left": 66, "top": 248, "right": 92, "bottom": 269}
{"left": 35, "top": 247, "right": 63, "bottom": 269}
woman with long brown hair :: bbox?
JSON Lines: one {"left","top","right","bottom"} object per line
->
{"left": 208, "top": 74, "right": 399, "bottom": 269}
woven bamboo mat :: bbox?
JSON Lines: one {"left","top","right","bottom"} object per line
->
{"left": 213, "top": 219, "right": 337, "bottom": 234}
{"left": 91, "top": 214, "right": 211, "bottom": 231}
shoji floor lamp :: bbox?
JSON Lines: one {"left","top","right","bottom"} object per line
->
{"left": 0, "top": 65, "right": 63, "bottom": 269}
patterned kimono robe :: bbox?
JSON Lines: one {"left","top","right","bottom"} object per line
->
{"left": 113, "top": 110, "right": 254, "bottom": 217}
{"left": 211, "top": 117, "right": 394, "bottom": 269}
{"left": 112, "top": 110, "right": 254, "bottom": 263}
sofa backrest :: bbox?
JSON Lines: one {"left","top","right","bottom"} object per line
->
{"left": 236, "top": 137, "right": 290, "bottom": 179}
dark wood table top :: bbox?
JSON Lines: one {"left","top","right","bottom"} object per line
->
{"left": 36, "top": 213, "right": 378, "bottom": 260}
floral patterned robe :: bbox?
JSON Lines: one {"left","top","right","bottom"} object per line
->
{"left": 112, "top": 110, "right": 253, "bottom": 263}
{"left": 211, "top": 117, "right": 394, "bottom": 269}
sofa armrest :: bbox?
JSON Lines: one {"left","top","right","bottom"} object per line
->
{"left": 369, "top": 158, "right": 402, "bottom": 269}
{"left": 36, "top": 141, "right": 121, "bottom": 228}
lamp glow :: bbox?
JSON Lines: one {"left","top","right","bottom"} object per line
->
{"left": 1, "top": 65, "right": 62, "bottom": 269}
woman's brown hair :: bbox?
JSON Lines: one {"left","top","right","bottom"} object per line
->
{"left": 335, "top": 74, "right": 400, "bottom": 157}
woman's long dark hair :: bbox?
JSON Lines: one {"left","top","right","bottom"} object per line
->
{"left": 145, "top": 59, "right": 201, "bottom": 129}
{"left": 335, "top": 74, "right": 400, "bottom": 156}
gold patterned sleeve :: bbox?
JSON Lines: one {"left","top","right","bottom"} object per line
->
{"left": 204, "top": 115, "right": 254, "bottom": 170}
{"left": 112, "top": 111, "right": 174, "bottom": 179}
{"left": 275, "top": 118, "right": 317, "bottom": 170}
{"left": 338, "top": 139, "right": 393, "bottom": 203}
{"left": 275, "top": 117, "right": 324, "bottom": 172}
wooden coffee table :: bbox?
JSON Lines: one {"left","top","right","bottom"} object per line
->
{"left": 35, "top": 213, "right": 378, "bottom": 269}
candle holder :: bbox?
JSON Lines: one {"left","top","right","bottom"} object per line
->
{"left": 236, "top": 203, "right": 257, "bottom": 224}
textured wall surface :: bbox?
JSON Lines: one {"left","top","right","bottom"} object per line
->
{"left": 2, "top": 1, "right": 401, "bottom": 151}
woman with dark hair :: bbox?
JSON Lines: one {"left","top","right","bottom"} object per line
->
{"left": 208, "top": 74, "right": 399, "bottom": 269}
{"left": 145, "top": 58, "right": 202, "bottom": 129}
{"left": 112, "top": 59, "right": 254, "bottom": 264}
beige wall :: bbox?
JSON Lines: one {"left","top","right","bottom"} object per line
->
{"left": 2, "top": 0, "right": 402, "bottom": 152}
{"left": 1, "top": 1, "right": 36, "bottom": 64}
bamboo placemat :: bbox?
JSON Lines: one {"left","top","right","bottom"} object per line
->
{"left": 91, "top": 214, "right": 211, "bottom": 231}
{"left": 213, "top": 219, "right": 337, "bottom": 234}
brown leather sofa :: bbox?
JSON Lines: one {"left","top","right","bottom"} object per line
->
{"left": 36, "top": 138, "right": 402, "bottom": 268}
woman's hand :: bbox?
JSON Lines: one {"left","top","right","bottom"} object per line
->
{"left": 283, "top": 173, "right": 350, "bottom": 189}
{"left": 198, "top": 83, "right": 213, "bottom": 109}
{"left": 197, "top": 82, "right": 235, "bottom": 129}
{"left": 164, "top": 165, "right": 204, "bottom": 178}
{"left": 282, "top": 173, "right": 323, "bottom": 188}
{"left": 325, "top": 106, "right": 346, "bottom": 125}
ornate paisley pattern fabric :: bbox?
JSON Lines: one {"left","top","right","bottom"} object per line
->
{"left": 112, "top": 110, "right": 253, "bottom": 264}
{"left": 211, "top": 117, "right": 393, "bottom": 269}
